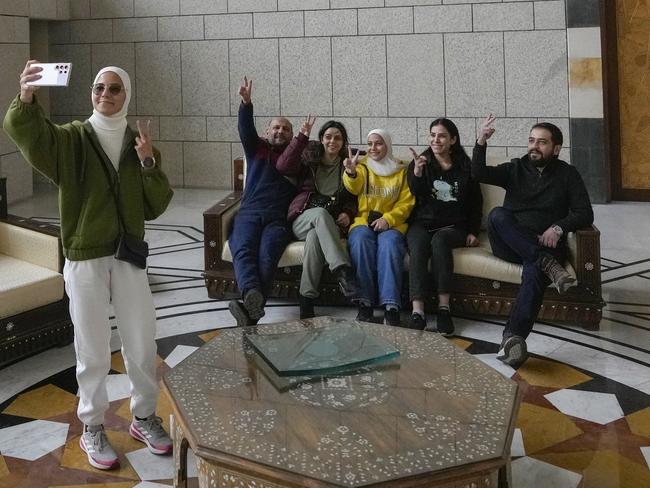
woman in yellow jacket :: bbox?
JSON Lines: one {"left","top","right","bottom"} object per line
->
{"left": 343, "top": 129, "right": 415, "bottom": 326}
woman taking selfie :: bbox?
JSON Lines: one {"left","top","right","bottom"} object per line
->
{"left": 4, "top": 61, "right": 173, "bottom": 470}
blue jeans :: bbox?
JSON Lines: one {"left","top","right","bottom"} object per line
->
{"left": 348, "top": 226, "right": 406, "bottom": 309}
{"left": 487, "top": 207, "right": 565, "bottom": 339}
{"left": 229, "top": 211, "right": 291, "bottom": 298}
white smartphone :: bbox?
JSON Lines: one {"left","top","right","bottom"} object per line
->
{"left": 26, "top": 63, "right": 73, "bottom": 87}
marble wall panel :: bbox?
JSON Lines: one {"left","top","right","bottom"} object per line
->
{"left": 158, "top": 15, "right": 204, "bottom": 41}
{"left": 207, "top": 116, "right": 239, "bottom": 142}
{"left": 113, "top": 17, "right": 157, "bottom": 42}
{"left": 227, "top": 0, "right": 277, "bottom": 13}
{"left": 181, "top": 40, "right": 230, "bottom": 116}
{"left": 70, "top": 0, "right": 90, "bottom": 19}
{"left": 154, "top": 141, "right": 183, "bottom": 187}
{"left": 49, "top": 43, "right": 92, "bottom": 115}
{"left": 387, "top": 0, "right": 442, "bottom": 6}
{"left": 135, "top": 42, "right": 182, "bottom": 115}
{"left": 534, "top": 0, "right": 566, "bottom": 30}
{"left": 229, "top": 38, "right": 280, "bottom": 116}
{"left": 330, "top": 0, "right": 383, "bottom": 8}
{"left": 0, "top": 152, "right": 33, "bottom": 203}
{"left": 304, "top": 9, "right": 356, "bottom": 37}
{"left": 90, "top": 0, "right": 132, "bottom": 18}
{"left": 483, "top": 117, "right": 536, "bottom": 147}
{"left": 205, "top": 14, "right": 252, "bottom": 39}
{"left": 181, "top": 0, "right": 227, "bottom": 15}
{"left": 0, "top": 1, "right": 29, "bottom": 15}
{"left": 91, "top": 42, "right": 136, "bottom": 113}
{"left": 29, "top": 0, "right": 58, "bottom": 19}
{"left": 135, "top": 0, "right": 179, "bottom": 17}
{"left": 0, "top": 15, "right": 29, "bottom": 43}
{"left": 414, "top": 5, "right": 471, "bottom": 33}
{"left": 473, "top": 2, "right": 533, "bottom": 31}
{"left": 387, "top": 34, "right": 444, "bottom": 117}
{"left": 69, "top": 19, "right": 112, "bottom": 43}
{"left": 441, "top": 0, "right": 499, "bottom": 3}
{"left": 278, "top": 0, "right": 328, "bottom": 10}
{"left": 49, "top": 20, "right": 70, "bottom": 44}
{"left": 445, "top": 32, "right": 505, "bottom": 117}
{"left": 361, "top": 117, "right": 417, "bottom": 146}
{"left": 160, "top": 116, "right": 206, "bottom": 141}
{"left": 279, "top": 37, "right": 332, "bottom": 117}
{"left": 504, "top": 30, "right": 568, "bottom": 117}
{"left": 253, "top": 11, "right": 303, "bottom": 38}
{"left": 332, "top": 36, "right": 387, "bottom": 117}
{"left": 0, "top": 44, "right": 29, "bottom": 156}
{"left": 183, "top": 141, "right": 231, "bottom": 188}
{"left": 56, "top": 0, "right": 70, "bottom": 20}
{"left": 358, "top": 7, "right": 414, "bottom": 35}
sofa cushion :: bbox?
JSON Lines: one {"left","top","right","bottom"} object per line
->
{"left": 221, "top": 230, "right": 577, "bottom": 287}
{"left": 0, "top": 254, "right": 64, "bottom": 319}
{"left": 0, "top": 221, "right": 61, "bottom": 272}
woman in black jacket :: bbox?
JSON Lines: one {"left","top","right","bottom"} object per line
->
{"left": 406, "top": 118, "right": 483, "bottom": 334}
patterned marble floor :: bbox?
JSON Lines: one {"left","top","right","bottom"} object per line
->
{"left": 0, "top": 188, "right": 649, "bottom": 488}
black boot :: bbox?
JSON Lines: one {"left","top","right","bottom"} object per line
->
{"left": 335, "top": 265, "right": 357, "bottom": 297}
{"left": 299, "top": 294, "right": 315, "bottom": 319}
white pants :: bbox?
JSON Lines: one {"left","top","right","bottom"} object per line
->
{"left": 64, "top": 256, "right": 158, "bottom": 426}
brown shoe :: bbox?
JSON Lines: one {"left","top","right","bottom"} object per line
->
{"left": 538, "top": 253, "right": 575, "bottom": 294}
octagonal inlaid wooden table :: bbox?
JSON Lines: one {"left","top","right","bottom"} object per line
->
{"left": 163, "top": 316, "right": 521, "bottom": 488}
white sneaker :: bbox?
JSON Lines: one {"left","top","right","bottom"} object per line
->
{"left": 80, "top": 424, "right": 119, "bottom": 470}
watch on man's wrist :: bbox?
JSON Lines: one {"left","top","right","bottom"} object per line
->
{"left": 140, "top": 156, "right": 156, "bottom": 169}
{"left": 551, "top": 224, "right": 564, "bottom": 237}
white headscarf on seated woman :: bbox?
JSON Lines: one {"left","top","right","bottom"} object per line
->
{"left": 88, "top": 66, "right": 131, "bottom": 170}
{"left": 365, "top": 128, "right": 402, "bottom": 177}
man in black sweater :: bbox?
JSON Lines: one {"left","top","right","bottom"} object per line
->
{"left": 472, "top": 115, "right": 594, "bottom": 367}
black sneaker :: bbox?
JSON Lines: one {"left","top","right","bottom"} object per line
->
{"left": 299, "top": 294, "right": 315, "bottom": 319}
{"left": 243, "top": 289, "right": 265, "bottom": 321}
{"left": 538, "top": 253, "right": 576, "bottom": 294}
{"left": 408, "top": 313, "right": 426, "bottom": 330}
{"left": 229, "top": 300, "right": 253, "bottom": 327}
{"left": 383, "top": 308, "right": 400, "bottom": 327}
{"left": 496, "top": 335, "right": 528, "bottom": 368}
{"left": 356, "top": 304, "right": 374, "bottom": 322}
{"left": 436, "top": 308, "right": 455, "bottom": 336}
{"left": 335, "top": 265, "right": 357, "bottom": 298}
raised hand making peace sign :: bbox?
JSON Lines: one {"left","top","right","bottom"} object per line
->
{"left": 409, "top": 147, "right": 427, "bottom": 178}
{"left": 343, "top": 146, "right": 360, "bottom": 176}
{"left": 300, "top": 114, "right": 317, "bottom": 137}
{"left": 239, "top": 76, "right": 252, "bottom": 104}
{"left": 477, "top": 113, "right": 496, "bottom": 145}
{"left": 135, "top": 119, "right": 154, "bottom": 162}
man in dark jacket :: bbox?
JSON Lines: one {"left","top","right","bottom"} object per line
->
{"left": 228, "top": 77, "right": 313, "bottom": 326}
{"left": 472, "top": 115, "right": 594, "bottom": 367}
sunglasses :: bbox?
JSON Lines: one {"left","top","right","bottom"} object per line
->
{"left": 91, "top": 83, "right": 123, "bottom": 96}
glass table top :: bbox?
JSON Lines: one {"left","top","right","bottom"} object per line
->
{"left": 164, "top": 316, "right": 520, "bottom": 487}
{"left": 244, "top": 321, "right": 400, "bottom": 376}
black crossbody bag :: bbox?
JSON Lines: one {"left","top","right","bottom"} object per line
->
{"left": 90, "top": 132, "right": 149, "bottom": 269}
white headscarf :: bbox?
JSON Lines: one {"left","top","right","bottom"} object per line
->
{"left": 366, "top": 129, "right": 401, "bottom": 177}
{"left": 88, "top": 66, "right": 131, "bottom": 171}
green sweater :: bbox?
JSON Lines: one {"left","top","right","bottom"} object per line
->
{"left": 3, "top": 95, "right": 173, "bottom": 261}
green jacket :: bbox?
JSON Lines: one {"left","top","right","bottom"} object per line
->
{"left": 3, "top": 95, "right": 173, "bottom": 261}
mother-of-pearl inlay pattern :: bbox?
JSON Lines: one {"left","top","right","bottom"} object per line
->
{"left": 165, "top": 316, "right": 518, "bottom": 486}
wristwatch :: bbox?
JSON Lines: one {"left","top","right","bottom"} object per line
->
{"left": 551, "top": 224, "right": 564, "bottom": 237}
{"left": 140, "top": 156, "right": 156, "bottom": 169}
